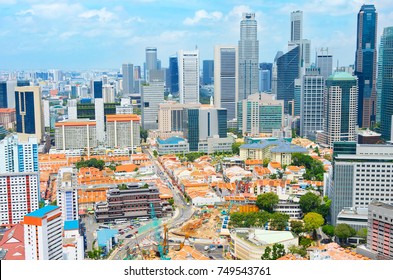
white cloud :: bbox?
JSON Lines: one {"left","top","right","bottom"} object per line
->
{"left": 79, "top": 8, "right": 116, "bottom": 23}
{"left": 183, "top": 9, "right": 223, "bottom": 25}
{"left": 16, "top": 3, "right": 83, "bottom": 19}
{"left": 15, "top": 9, "right": 35, "bottom": 16}
{"left": 125, "top": 16, "right": 145, "bottom": 24}
{"left": 0, "top": 0, "right": 16, "bottom": 4}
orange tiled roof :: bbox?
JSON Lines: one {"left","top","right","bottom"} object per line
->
{"left": 116, "top": 164, "right": 138, "bottom": 172}
{"left": 0, "top": 108, "right": 16, "bottom": 113}
{"left": 106, "top": 114, "right": 140, "bottom": 122}
{"left": 245, "top": 159, "right": 263, "bottom": 165}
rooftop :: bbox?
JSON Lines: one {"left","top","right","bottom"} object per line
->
{"left": 327, "top": 71, "right": 356, "bottom": 81}
{"left": 157, "top": 136, "right": 187, "bottom": 145}
{"left": 25, "top": 205, "right": 59, "bottom": 218}
{"left": 64, "top": 220, "right": 79, "bottom": 231}
{"left": 97, "top": 229, "right": 118, "bottom": 247}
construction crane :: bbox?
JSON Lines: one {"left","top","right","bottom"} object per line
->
{"left": 179, "top": 233, "right": 189, "bottom": 250}
{"left": 150, "top": 203, "right": 170, "bottom": 260}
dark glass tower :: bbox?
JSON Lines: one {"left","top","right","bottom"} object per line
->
{"left": 169, "top": 56, "right": 179, "bottom": 94}
{"left": 202, "top": 60, "right": 214, "bottom": 85}
{"left": 93, "top": 80, "right": 103, "bottom": 99}
{"left": 0, "top": 81, "right": 7, "bottom": 108}
{"left": 354, "top": 4, "right": 377, "bottom": 128}
{"left": 380, "top": 27, "right": 393, "bottom": 141}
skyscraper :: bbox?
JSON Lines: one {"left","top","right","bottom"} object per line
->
{"left": 169, "top": 56, "right": 179, "bottom": 94}
{"left": 92, "top": 80, "right": 103, "bottom": 99}
{"left": 15, "top": 86, "right": 44, "bottom": 142}
{"left": 214, "top": 46, "right": 238, "bottom": 120}
{"left": 379, "top": 27, "right": 393, "bottom": 141}
{"left": 145, "top": 47, "right": 158, "bottom": 81}
{"left": 0, "top": 82, "right": 7, "bottom": 108}
{"left": 321, "top": 72, "right": 358, "bottom": 147}
{"left": 316, "top": 49, "right": 333, "bottom": 80}
{"left": 141, "top": 81, "right": 165, "bottom": 130}
{"left": 259, "top": 63, "right": 272, "bottom": 92}
{"left": 291, "top": 10, "right": 303, "bottom": 42}
{"left": 122, "top": 63, "right": 134, "bottom": 96}
{"left": 355, "top": 4, "right": 377, "bottom": 128}
{"left": 202, "top": 60, "right": 214, "bottom": 85}
{"left": 56, "top": 167, "right": 79, "bottom": 222}
{"left": 300, "top": 67, "right": 325, "bottom": 140}
{"left": 276, "top": 45, "right": 300, "bottom": 113}
{"left": 0, "top": 81, "right": 16, "bottom": 109}
{"left": 238, "top": 13, "right": 259, "bottom": 101}
{"left": 178, "top": 49, "right": 199, "bottom": 104}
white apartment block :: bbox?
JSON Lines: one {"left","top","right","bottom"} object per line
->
{"left": 106, "top": 114, "right": 141, "bottom": 149}
{"left": 63, "top": 220, "right": 84, "bottom": 260}
{"left": 55, "top": 119, "right": 97, "bottom": 150}
{"left": 178, "top": 50, "right": 200, "bottom": 104}
{"left": 24, "top": 205, "right": 63, "bottom": 260}
{"left": 56, "top": 167, "right": 79, "bottom": 222}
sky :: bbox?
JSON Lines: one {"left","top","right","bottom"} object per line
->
{"left": 0, "top": 0, "right": 392, "bottom": 70}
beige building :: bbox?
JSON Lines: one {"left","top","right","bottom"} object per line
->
{"left": 55, "top": 119, "right": 97, "bottom": 150}
{"left": 106, "top": 114, "right": 140, "bottom": 149}
{"left": 158, "top": 101, "right": 200, "bottom": 132}
{"left": 0, "top": 108, "right": 16, "bottom": 130}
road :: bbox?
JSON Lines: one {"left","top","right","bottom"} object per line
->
{"left": 107, "top": 147, "right": 194, "bottom": 260}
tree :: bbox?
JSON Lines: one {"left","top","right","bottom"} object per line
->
{"left": 153, "top": 150, "right": 158, "bottom": 157}
{"left": 299, "top": 192, "right": 321, "bottom": 214}
{"left": 140, "top": 128, "right": 148, "bottom": 143}
{"left": 269, "top": 212, "right": 289, "bottom": 231}
{"left": 231, "top": 142, "right": 243, "bottom": 155}
{"left": 87, "top": 247, "right": 103, "bottom": 260}
{"left": 290, "top": 220, "right": 304, "bottom": 235}
{"left": 288, "top": 245, "right": 307, "bottom": 258}
{"left": 316, "top": 196, "right": 332, "bottom": 219}
{"left": 256, "top": 193, "right": 279, "bottom": 213}
{"left": 335, "top": 223, "right": 356, "bottom": 243}
{"left": 322, "top": 224, "right": 335, "bottom": 237}
{"left": 263, "top": 158, "right": 270, "bottom": 167}
{"left": 357, "top": 228, "right": 368, "bottom": 239}
{"left": 261, "top": 244, "right": 286, "bottom": 260}
{"left": 292, "top": 153, "right": 325, "bottom": 181}
{"left": 303, "top": 212, "right": 324, "bottom": 239}
{"left": 168, "top": 198, "right": 174, "bottom": 206}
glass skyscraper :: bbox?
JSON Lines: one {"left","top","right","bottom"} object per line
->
{"left": 169, "top": 56, "right": 179, "bottom": 94}
{"left": 238, "top": 13, "right": 259, "bottom": 101}
{"left": 202, "top": 60, "right": 214, "bottom": 85}
{"left": 379, "top": 27, "right": 393, "bottom": 141}
{"left": 354, "top": 4, "right": 377, "bottom": 128}
{"left": 0, "top": 82, "right": 7, "bottom": 108}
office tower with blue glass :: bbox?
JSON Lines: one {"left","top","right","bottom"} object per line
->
{"left": 203, "top": 60, "right": 214, "bottom": 85}
{"left": 169, "top": 56, "right": 179, "bottom": 95}
{"left": 355, "top": 4, "right": 377, "bottom": 128}
{"left": 214, "top": 46, "right": 238, "bottom": 121}
{"left": 238, "top": 13, "right": 259, "bottom": 101}
{"left": 145, "top": 47, "right": 158, "bottom": 81}
{"left": 379, "top": 26, "right": 393, "bottom": 141}
{"left": 122, "top": 63, "right": 134, "bottom": 96}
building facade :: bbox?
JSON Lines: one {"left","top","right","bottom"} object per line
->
{"left": 55, "top": 120, "right": 97, "bottom": 150}
{"left": 56, "top": 167, "right": 79, "bottom": 222}
{"left": 316, "top": 51, "right": 333, "bottom": 80}
{"left": 141, "top": 81, "right": 165, "bottom": 130}
{"left": 202, "top": 60, "right": 214, "bottom": 85}
{"left": 122, "top": 63, "right": 134, "bottom": 95}
{"left": 106, "top": 114, "right": 140, "bottom": 149}
{"left": 24, "top": 206, "right": 63, "bottom": 260}
{"left": 238, "top": 13, "right": 259, "bottom": 101}
{"left": 157, "top": 136, "right": 189, "bottom": 155}
{"left": 178, "top": 50, "right": 200, "bottom": 104}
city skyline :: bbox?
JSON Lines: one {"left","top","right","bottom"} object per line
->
{"left": 0, "top": 0, "right": 392, "bottom": 70}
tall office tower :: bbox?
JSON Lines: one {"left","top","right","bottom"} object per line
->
{"left": 67, "top": 99, "right": 77, "bottom": 120}
{"left": 103, "top": 84, "right": 115, "bottom": 103}
{"left": 134, "top": 65, "right": 141, "bottom": 80}
{"left": 102, "top": 75, "right": 108, "bottom": 85}
{"left": 300, "top": 67, "right": 325, "bottom": 140}
{"left": 203, "top": 60, "right": 214, "bottom": 85}
{"left": 0, "top": 81, "right": 7, "bottom": 108}
{"left": 320, "top": 72, "right": 358, "bottom": 147}
{"left": 237, "top": 93, "right": 284, "bottom": 135}
{"left": 141, "top": 81, "right": 165, "bottom": 130}
{"left": 276, "top": 45, "right": 300, "bottom": 113}
{"left": 52, "top": 70, "right": 63, "bottom": 82}
{"left": 355, "top": 4, "right": 377, "bottom": 128}
{"left": 122, "top": 63, "right": 134, "bottom": 96}
{"left": 366, "top": 201, "right": 393, "bottom": 260}
{"left": 145, "top": 47, "right": 158, "bottom": 81}
{"left": 43, "top": 99, "right": 50, "bottom": 129}
{"left": 238, "top": 13, "right": 259, "bottom": 101}
{"left": 94, "top": 98, "right": 105, "bottom": 144}
{"left": 379, "top": 27, "right": 393, "bottom": 141}
{"left": 157, "top": 102, "right": 201, "bottom": 132}
{"left": 157, "top": 59, "right": 162, "bottom": 70}
{"left": 327, "top": 143, "right": 393, "bottom": 226}
{"left": 214, "top": 46, "right": 238, "bottom": 120}
{"left": 178, "top": 50, "right": 200, "bottom": 104}
{"left": 316, "top": 50, "right": 333, "bottom": 80}
{"left": 106, "top": 114, "right": 140, "bottom": 149}
{"left": 24, "top": 206, "right": 63, "bottom": 260}
{"left": 15, "top": 86, "right": 44, "bottom": 143}
{"left": 56, "top": 167, "right": 78, "bottom": 222}
{"left": 291, "top": 10, "right": 303, "bottom": 42}
{"left": 293, "top": 79, "right": 301, "bottom": 116}
{"left": 183, "top": 107, "right": 228, "bottom": 152}
{"left": 92, "top": 80, "right": 103, "bottom": 99}
{"left": 271, "top": 51, "right": 283, "bottom": 96}
{"left": 169, "top": 56, "right": 179, "bottom": 94}
{"left": 259, "top": 63, "right": 272, "bottom": 92}
{"left": 0, "top": 134, "right": 39, "bottom": 226}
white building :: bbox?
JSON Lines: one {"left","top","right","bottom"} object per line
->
{"left": 178, "top": 50, "right": 200, "bottom": 104}
{"left": 63, "top": 220, "right": 84, "bottom": 260}
{"left": 94, "top": 98, "right": 105, "bottom": 145}
{"left": 141, "top": 81, "right": 165, "bottom": 130}
{"left": 67, "top": 99, "right": 78, "bottom": 120}
{"left": 192, "top": 192, "right": 223, "bottom": 206}
{"left": 55, "top": 119, "right": 97, "bottom": 150}
{"left": 103, "top": 84, "right": 115, "bottom": 103}
{"left": 43, "top": 99, "right": 50, "bottom": 128}
{"left": 56, "top": 167, "right": 79, "bottom": 222}
{"left": 24, "top": 206, "right": 63, "bottom": 260}
{"left": 106, "top": 114, "right": 140, "bottom": 149}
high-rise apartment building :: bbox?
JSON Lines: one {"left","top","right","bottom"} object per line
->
{"left": 379, "top": 27, "right": 393, "bottom": 141}
{"left": 178, "top": 50, "right": 200, "bottom": 104}
{"left": 300, "top": 68, "right": 325, "bottom": 140}
{"left": 56, "top": 167, "right": 79, "bottom": 222}
{"left": 15, "top": 86, "right": 44, "bottom": 143}
{"left": 237, "top": 93, "right": 284, "bottom": 135}
{"left": 202, "top": 60, "right": 214, "bottom": 85}
{"left": 94, "top": 98, "right": 105, "bottom": 144}
{"left": 55, "top": 119, "right": 97, "bottom": 150}
{"left": 106, "top": 114, "right": 140, "bottom": 149}
{"left": 238, "top": 13, "right": 259, "bottom": 101}
{"left": 328, "top": 143, "right": 393, "bottom": 226}
{"left": 355, "top": 4, "right": 378, "bottom": 128}
{"left": 24, "top": 205, "right": 63, "bottom": 260}
{"left": 122, "top": 63, "right": 134, "bottom": 96}
{"left": 214, "top": 46, "right": 238, "bottom": 120}
{"left": 145, "top": 47, "right": 158, "bottom": 81}
{"left": 141, "top": 81, "right": 165, "bottom": 130}
{"left": 320, "top": 72, "right": 358, "bottom": 147}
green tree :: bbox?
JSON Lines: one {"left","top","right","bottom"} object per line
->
{"left": 39, "top": 201, "right": 45, "bottom": 208}
{"left": 290, "top": 220, "right": 304, "bottom": 235}
{"left": 322, "top": 224, "right": 335, "bottom": 237}
{"left": 299, "top": 236, "right": 313, "bottom": 247}
{"left": 299, "top": 192, "right": 321, "bottom": 214}
{"left": 168, "top": 198, "right": 174, "bottom": 206}
{"left": 357, "top": 228, "right": 368, "bottom": 239}
{"left": 153, "top": 150, "right": 158, "bottom": 157}
{"left": 335, "top": 223, "right": 356, "bottom": 243}
{"left": 231, "top": 142, "right": 243, "bottom": 155}
{"left": 263, "top": 158, "right": 270, "bottom": 167}
{"left": 256, "top": 193, "right": 279, "bottom": 213}
{"left": 261, "top": 244, "right": 286, "bottom": 260}
{"left": 87, "top": 247, "right": 103, "bottom": 260}
{"left": 50, "top": 200, "right": 57, "bottom": 206}
{"left": 140, "top": 128, "right": 148, "bottom": 142}
{"left": 261, "top": 246, "right": 272, "bottom": 260}
{"left": 288, "top": 245, "right": 307, "bottom": 257}
{"left": 303, "top": 212, "right": 324, "bottom": 239}
{"left": 292, "top": 153, "right": 325, "bottom": 181}
{"left": 269, "top": 212, "right": 289, "bottom": 231}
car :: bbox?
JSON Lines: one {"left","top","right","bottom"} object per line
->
{"left": 125, "top": 234, "right": 133, "bottom": 238}
{"left": 217, "top": 244, "right": 223, "bottom": 248}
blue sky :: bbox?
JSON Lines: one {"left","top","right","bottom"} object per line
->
{"left": 0, "top": 0, "right": 392, "bottom": 70}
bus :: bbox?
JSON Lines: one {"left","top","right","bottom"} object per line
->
{"left": 115, "top": 219, "right": 128, "bottom": 225}
{"left": 139, "top": 217, "right": 149, "bottom": 222}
